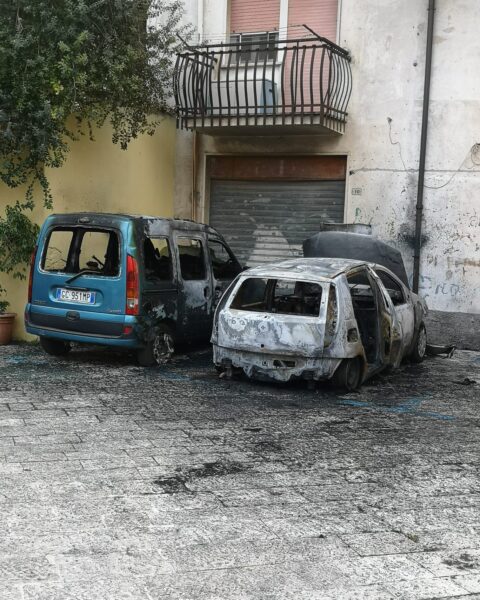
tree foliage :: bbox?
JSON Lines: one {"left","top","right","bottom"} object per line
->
{"left": 0, "top": 0, "right": 190, "bottom": 283}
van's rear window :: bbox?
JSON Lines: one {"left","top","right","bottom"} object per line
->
{"left": 230, "top": 278, "right": 323, "bottom": 316}
{"left": 42, "top": 228, "right": 120, "bottom": 276}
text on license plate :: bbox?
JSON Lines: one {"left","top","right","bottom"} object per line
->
{"left": 56, "top": 288, "right": 96, "bottom": 304}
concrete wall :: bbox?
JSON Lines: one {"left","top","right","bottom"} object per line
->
{"left": 174, "top": 0, "right": 480, "bottom": 348}
{"left": 1, "top": 117, "right": 177, "bottom": 341}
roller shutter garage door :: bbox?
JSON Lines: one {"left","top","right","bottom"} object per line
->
{"left": 210, "top": 179, "right": 345, "bottom": 267}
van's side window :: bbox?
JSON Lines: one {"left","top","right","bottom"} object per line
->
{"left": 143, "top": 237, "right": 172, "bottom": 281}
{"left": 43, "top": 230, "right": 74, "bottom": 272}
{"left": 177, "top": 238, "right": 206, "bottom": 280}
{"left": 208, "top": 239, "right": 241, "bottom": 280}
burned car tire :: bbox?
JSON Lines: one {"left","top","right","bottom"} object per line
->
{"left": 332, "top": 357, "right": 363, "bottom": 391}
{"left": 410, "top": 323, "right": 427, "bottom": 363}
{"left": 39, "top": 336, "right": 71, "bottom": 356}
{"left": 137, "top": 325, "right": 175, "bottom": 367}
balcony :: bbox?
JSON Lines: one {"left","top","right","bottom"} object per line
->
{"left": 173, "top": 33, "right": 352, "bottom": 135}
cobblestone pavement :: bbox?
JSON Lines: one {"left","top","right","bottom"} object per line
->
{"left": 0, "top": 343, "right": 479, "bottom": 600}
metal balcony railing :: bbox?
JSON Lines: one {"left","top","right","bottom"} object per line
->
{"left": 174, "top": 33, "right": 352, "bottom": 133}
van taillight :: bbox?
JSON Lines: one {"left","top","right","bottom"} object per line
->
{"left": 27, "top": 246, "right": 37, "bottom": 303}
{"left": 126, "top": 254, "right": 139, "bottom": 315}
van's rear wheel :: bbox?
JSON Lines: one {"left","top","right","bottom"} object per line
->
{"left": 332, "top": 357, "right": 363, "bottom": 391}
{"left": 39, "top": 336, "right": 71, "bottom": 356}
{"left": 137, "top": 325, "right": 175, "bottom": 367}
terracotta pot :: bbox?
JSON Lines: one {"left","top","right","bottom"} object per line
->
{"left": 0, "top": 313, "right": 16, "bottom": 345}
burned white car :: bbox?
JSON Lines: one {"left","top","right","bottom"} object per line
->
{"left": 211, "top": 258, "right": 428, "bottom": 390}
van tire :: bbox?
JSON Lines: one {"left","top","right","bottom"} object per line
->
{"left": 410, "top": 323, "right": 427, "bottom": 363}
{"left": 332, "top": 357, "right": 363, "bottom": 391}
{"left": 39, "top": 336, "right": 71, "bottom": 356}
{"left": 137, "top": 325, "right": 175, "bottom": 367}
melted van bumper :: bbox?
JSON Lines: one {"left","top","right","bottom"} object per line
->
{"left": 25, "top": 304, "right": 139, "bottom": 348}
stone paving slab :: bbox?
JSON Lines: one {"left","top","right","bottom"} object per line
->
{"left": 0, "top": 343, "right": 479, "bottom": 599}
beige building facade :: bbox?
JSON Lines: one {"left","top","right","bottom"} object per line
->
{"left": 1, "top": 117, "right": 176, "bottom": 340}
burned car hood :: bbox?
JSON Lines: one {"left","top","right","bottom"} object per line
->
{"left": 303, "top": 232, "right": 410, "bottom": 288}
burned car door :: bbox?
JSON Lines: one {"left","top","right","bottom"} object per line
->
{"left": 207, "top": 237, "right": 243, "bottom": 307}
{"left": 140, "top": 235, "right": 178, "bottom": 329}
{"left": 368, "top": 267, "right": 403, "bottom": 367}
{"left": 373, "top": 267, "right": 415, "bottom": 358}
{"left": 346, "top": 266, "right": 402, "bottom": 370}
{"left": 174, "top": 233, "right": 212, "bottom": 340}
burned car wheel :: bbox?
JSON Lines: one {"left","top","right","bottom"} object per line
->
{"left": 332, "top": 357, "right": 363, "bottom": 391}
{"left": 410, "top": 323, "right": 427, "bottom": 363}
{"left": 137, "top": 325, "right": 175, "bottom": 367}
{"left": 39, "top": 336, "right": 71, "bottom": 356}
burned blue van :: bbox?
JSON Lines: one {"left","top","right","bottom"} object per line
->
{"left": 25, "top": 213, "right": 242, "bottom": 365}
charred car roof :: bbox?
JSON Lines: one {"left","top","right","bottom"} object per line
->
{"left": 44, "top": 213, "right": 224, "bottom": 238}
{"left": 242, "top": 258, "right": 369, "bottom": 281}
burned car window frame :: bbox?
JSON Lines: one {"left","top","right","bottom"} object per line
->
{"left": 228, "top": 276, "right": 324, "bottom": 318}
{"left": 41, "top": 226, "right": 121, "bottom": 278}
{"left": 207, "top": 237, "right": 242, "bottom": 281}
{"left": 177, "top": 236, "right": 207, "bottom": 281}
{"left": 143, "top": 236, "right": 173, "bottom": 283}
{"left": 373, "top": 267, "right": 407, "bottom": 306}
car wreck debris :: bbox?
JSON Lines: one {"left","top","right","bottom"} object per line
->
{"left": 212, "top": 257, "right": 428, "bottom": 391}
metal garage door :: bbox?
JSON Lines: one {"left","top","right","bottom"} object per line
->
{"left": 210, "top": 179, "right": 345, "bottom": 267}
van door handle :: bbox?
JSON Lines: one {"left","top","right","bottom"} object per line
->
{"left": 204, "top": 286, "right": 209, "bottom": 298}
{"left": 66, "top": 311, "right": 80, "bottom": 321}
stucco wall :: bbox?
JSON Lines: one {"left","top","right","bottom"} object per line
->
{"left": 174, "top": 0, "right": 480, "bottom": 346}
{"left": 1, "top": 116, "right": 176, "bottom": 341}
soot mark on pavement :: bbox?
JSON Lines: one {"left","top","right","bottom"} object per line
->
{"left": 339, "top": 395, "right": 455, "bottom": 421}
{"left": 253, "top": 440, "right": 284, "bottom": 453}
{"left": 153, "top": 460, "right": 248, "bottom": 494}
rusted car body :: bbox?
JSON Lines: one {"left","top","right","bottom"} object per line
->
{"left": 211, "top": 258, "right": 428, "bottom": 390}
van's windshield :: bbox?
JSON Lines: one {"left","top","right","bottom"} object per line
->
{"left": 230, "top": 277, "right": 323, "bottom": 316}
{"left": 42, "top": 227, "right": 120, "bottom": 276}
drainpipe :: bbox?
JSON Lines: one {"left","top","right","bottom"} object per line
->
{"left": 412, "top": 0, "right": 435, "bottom": 293}
{"left": 191, "top": 130, "right": 198, "bottom": 222}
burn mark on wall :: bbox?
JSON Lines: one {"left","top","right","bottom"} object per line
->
{"left": 398, "top": 223, "right": 429, "bottom": 249}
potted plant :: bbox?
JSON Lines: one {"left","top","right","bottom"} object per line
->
{"left": 0, "top": 286, "right": 16, "bottom": 345}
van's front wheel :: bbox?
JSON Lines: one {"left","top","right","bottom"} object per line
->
{"left": 137, "top": 325, "right": 175, "bottom": 367}
{"left": 39, "top": 336, "right": 71, "bottom": 356}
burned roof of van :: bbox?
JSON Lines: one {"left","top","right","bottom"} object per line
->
{"left": 244, "top": 258, "right": 368, "bottom": 280}
{"left": 45, "top": 213, "right": 222, "bottom": 237}
{"left": 303, "top": 231, "right": 410, "bottom": 287}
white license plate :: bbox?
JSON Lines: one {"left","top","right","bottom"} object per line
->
{"left": 56, "top": 288, "right": 96, "bottom": 305}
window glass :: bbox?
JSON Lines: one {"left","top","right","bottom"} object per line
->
{"left": 43, "top": 230, "right": 74, "bottom": 272}
{"left": 230, "top": 278, "right": 268, "bottom": 311}
{"left": 79, "top": 231, "right": 110, "bottom": 271}
{"left": 177, "top": 238, "right": 206, "bottom": 280}
{"left": 375, "top": 270, "right": 405, "bottom": 306}
{"left": 230, "top": 32, "right": 279, "bottom": 63}
{"left": 144, "top": 237, "right": 172, "bottom": 281}
{"left": 208, "top": 239, "right": 241, "bottom": 280}
{"left": 42, "top": 228, "right": 119, "bottom": 276}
